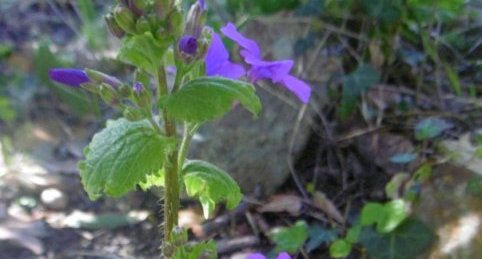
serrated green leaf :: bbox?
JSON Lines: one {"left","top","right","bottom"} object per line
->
{"left": 359, "top": 218, "right": 435, "bottom": 259}
{"left": 339, "top": 64, "right": 380, "bottom": 120}
{"left": 165, "top": 77, "right": 261, "bottom": 123}
{"left": 377, "top": 199, "right": 409, "bottom": 234}
{"left": 79, "top": 118, "right": 175, "bottom": 200}
{"left": 361, "top": 202, "right": 384, "bottom": 226}
{"left": 329, "top": 239, "right": 352, "bottom": 258}
{"left": 172, "top": 240, "right": 217, "bottom": 259}
{"left": 118, "top": 32, "right": 167, "bottom": 75}
{"left": 270, "top": 220, "right": 309, "bottom": 254}
{"left": 139, "top": 169, "right": 165, "bottom": 190}
{"left": 306, "top": 225, "right": 340, "bottom": 252}
{"left": 182, "top": 160, "right": 243, "bottom": 218}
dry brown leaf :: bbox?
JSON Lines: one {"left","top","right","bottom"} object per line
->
{"left": 312, "top": 191, "right": 345, "bottom": 223}
{"left": 258, "top": 194, "right": 303, "bottom": 216}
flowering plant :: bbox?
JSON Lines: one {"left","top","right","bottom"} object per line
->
{"left": 49, "top": 0, "right": 310, "bottom": 257}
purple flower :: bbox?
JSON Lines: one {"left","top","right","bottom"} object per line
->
{"left": 178, "top": 35, "right": 198, "bottom": 56}
{"left": 220, "top": 23, "right": 311, "bottom": 103}
{"left": 205, "top": 32, "right": 245, "bottom": 79}
{"left": 133, "top": 82, "right": 144, "bottom": 93}
{"left": 199, "top": 0, "right": 206, "bottom": 10}
{"left": 48, "top": 68, "right": 90, "bottom": 87}
{"left": 247, "top": 252, "right": 291, "bottom": 259}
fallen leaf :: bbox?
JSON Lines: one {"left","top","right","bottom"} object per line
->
{"left": 258, "top": 194, "right": 303, "bottom": 216}
{"left": 312, "top": 192, "right": 345, "bottom": 223}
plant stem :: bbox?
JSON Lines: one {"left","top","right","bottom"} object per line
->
{"left": 178, "top": 123, "right": 199, "bottom": 167}
{"left": 156, "top": 66, "right": 180, "bottom": 241}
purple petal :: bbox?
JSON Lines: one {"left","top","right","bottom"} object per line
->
{"left": 221, "top": 23, "right": 261, "bottom": 59}
{"left": 49, "top": 68, "right": 90, "bottom": 87}
{"left": 280, "top": 75, "right": 311, "bottom": 103}
{"left": 205, "top": 32, "right": 245, "bottom": 79}
{"left": 247, "top": 253, "right": 266, "bottom": 259}
{"left": 178, "top": 35, "right": 198, "bottom": 55}
{"left": 247, "top": 60, "right": 294, "bottom": 82}
{"left": 276, "top": 252, "right": 292, "bottom": 259}
{"left": 133, "top": 82, "right": 144, "bottom": 93}
{"left": 198, "top": 0, "right": 206, "bottom": 9}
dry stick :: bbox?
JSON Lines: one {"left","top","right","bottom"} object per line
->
{"left": 287, "top": 104, "right": 310, "bottom": 200}
{"left": 216, "top": 236, "right": 260, "bottom": 255}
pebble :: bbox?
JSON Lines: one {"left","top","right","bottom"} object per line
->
{"left": 40, "top": 188, "right": 68, "bottom": 210}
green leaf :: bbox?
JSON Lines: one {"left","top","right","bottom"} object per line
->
{"left": 306, "top": 225, "right": 340, "bottom": 252}
{"left": 444, "top": 64, "right": 462, "bottom": 96}
{"left": 361, "top": 0, "right": 403, "bottom": 23}
{"left": 329, "top": 239, "right": 352, "bottom": 258}
{"left": 182, "top": 160, "right": 243, "bottom": 218}
{"left": 172, "top": 241, "right": 217, "bottom": 259}
{"left": 415, "top": 117, "right": 452, "bottom": 140}
{"left": 79, "top": 118, "right": 175, "bottom": 200}
{"left": 139, "top": 169, "right": 165, "bottom": 190}
{"left": 269, "top": 220, "right": 309, "bottom": 254}
{"left": 339, "top": 64, "right": 380, "bottom": 120}
{"left": 377, "top": 199, "right": 409, "bottom": 233}
{"left": 361, "top": 202, "right": 384, "bottom": 226}
{"left": 413, "top": 164, "right": 432, "bottom": 183}
{"left": 118, "top": 32, "right": 166, "bottom": 75}
{"left": 359, "top": 218, "right": 435, "bottom": 259}
{"left": 165, "top": 77, "right": 261, "bottom": 123}
{"left": 346, "top": 225, "right": 362, "bottom": 243}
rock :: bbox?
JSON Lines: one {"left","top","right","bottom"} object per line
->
{"left": 40, "top": 188, "right": 68, "bottom": 210}
{"left": 413, "top": 164, "right": 482, "bottom": 258}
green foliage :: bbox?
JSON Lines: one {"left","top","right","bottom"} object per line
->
{"left": 415, "top": 117, "right": 452, "bottom": 140}
{"left": 79, "top": 118, "right": 176, "bottom": 200}
{"left": 359, "top": 218, "right": 435, "bottom": 259}
{"left": 361, "top": 0, "right": 403, "bottom": 24}
{"left": 172, "top": 241, "right": 217, "bottom": 259}
{"left": 329, "top": 239, "right": 352, "bottom": 258}
{"left": 269, "top": 220, "right": 309, "bottom": 254}
{"left": 139, "top": 169, "right": 165, "bottom": 190}
{"left": 306, "top": 225, "right": 340, "bottom": 252}
{"left": 339, "top": 64, "right": 380, "bottom": 120}
{"left": 78, "top": 0, "right": 106, "bottom": 49}
{"left": 361, "top": 200, "right": 409, "bottom": 233}
{"left": 0, "top": 97, "right": 16, "bottom": 122}
{"left": 165, "top": 77, "right": 261, "bottom": 123}
{"left": 182, "top": 160, "right": 243, "bottom": 219}
{"left": 226, "top": 0, "right": 300, "bottom": 15}
{"left": 118, "top": 32, "right": 167, "bottom": 75}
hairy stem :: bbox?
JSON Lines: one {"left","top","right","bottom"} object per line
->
{"left": 157, "top": 66, "right": 179, "bottom": 242}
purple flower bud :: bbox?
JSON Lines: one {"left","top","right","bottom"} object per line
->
{"left": 178, "top": 35, "right": 198, "bottom": 56}
{"left": 49, "top": 68, "right": 90, "bottom": 87}
{"left": 199, "top": 0, "right": 206, "bottom": 10}
{"left": 185, "top": 0, "right": 205, "bottom": 37}
{"left": 133, "top": 82, "right": 144, "bottom": 93}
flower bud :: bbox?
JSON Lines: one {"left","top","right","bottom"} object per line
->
{"left": 99, "top": 83, "right": 119, "bottom": 105}
{"left": 178, "top": 35, "right": 198, "bottom": 56}
{"left": 48, "top": 68, "right": 90, "bottom": 87}
{"left": 135, "top": 17, "right": 151, "bottom": 33}
{"left": 85, "top": 69, "right": 122, "bottom": 88}
{"left": 105, "top": 13, "right": 125, "bottom": 38}
{"left": 123, "top": 107, "right": 144, "bottom": 121}
{"left": 113, "top": 5, "right": 137, "bottom": 34}
{"left": 185, "top": 0, "right": 206, "bottom": 38}
{"left": 166, "top": 9, "right": 184, "bottom": 38}
{"left": 128, "top": 0, "right": 146, "bottom": 17}
{"left": 133, "top": 82, "right": 144, "bottom": 93}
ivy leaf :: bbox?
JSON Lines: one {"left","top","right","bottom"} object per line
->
{"left": 339, "top": 64, "right": 380, "bottom": 120}
{"left": 415, "top": 117, "right": 452, "bottom": 140}
{"left": 359, "top": 218, "right": 435, "bottom": 259}
{"left": 182, "top": 160, "right": 243, "bottom": 218}
{"left": 329, "top": 239, "right": 352, "bottom": 258}
{"left": 165, "top": 77, "right": 261, "bottom": 123}
{"left": 361, "top": 202, "right": 384, "bottom": 226}
{"left": 79, "top": 118, "right": 175, "bottom": 200}
{"left": 118, "top": 32, "right": 166, "bottom": 75}
{"left": 377, "top": 199, "right": 409, "bottom": 234}
{"left": 269, "top": 220, "right": 309, "bottom": 254}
